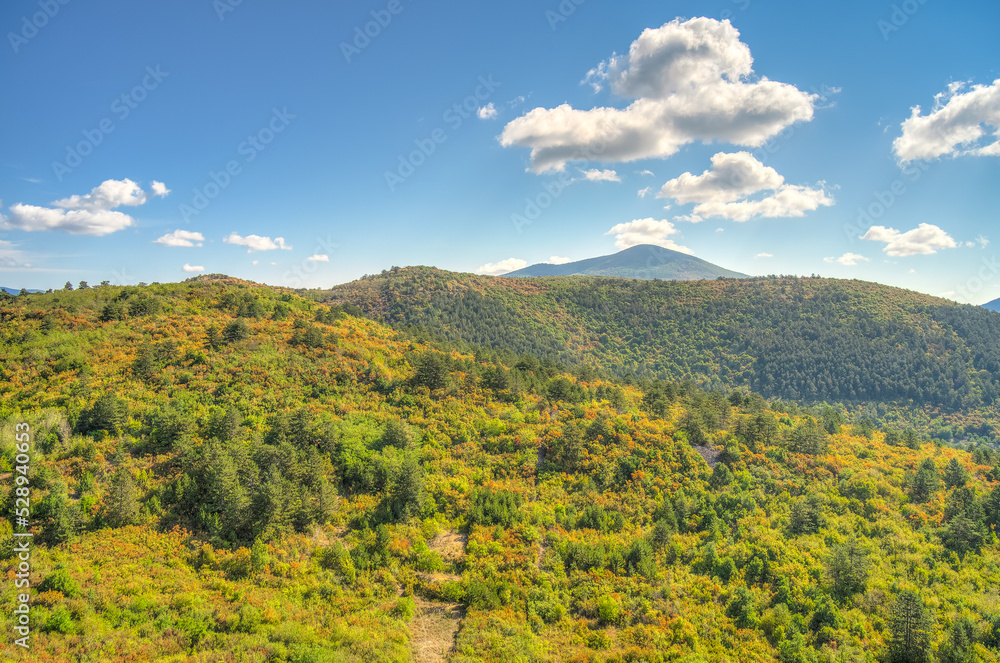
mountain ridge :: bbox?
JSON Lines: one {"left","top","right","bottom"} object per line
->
{"left": 503, "top": 244, "right": 749, "bottom": 280}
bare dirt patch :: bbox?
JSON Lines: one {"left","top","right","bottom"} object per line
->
{"left": 411, "top": 597, "right": 465, "bottom": 663}
{"left": 427, "top": 530, "right": 466, "bottom": 564}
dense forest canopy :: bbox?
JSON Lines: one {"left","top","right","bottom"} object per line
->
{"left": 322, "top": 268, "right": 1000, "bottom": 436}
{"left": 0, "top": 280, "right": 999, "bottom": 662}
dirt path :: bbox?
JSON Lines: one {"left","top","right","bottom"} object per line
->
{"left": 411, "top": 529, "right": 468, "bottom": 662}
{"left": 411, "top": 597, "right": 465, "bottom": 663}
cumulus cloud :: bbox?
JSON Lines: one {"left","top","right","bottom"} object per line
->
{"left": 4, "top": 204, "right": 134, "bottom": 236}
{"left": 182, "top": 264, "right": 205, "bottom": 273}
{"left": 658, "top": 151, "right": 833, "bottom": 222}
{"left": 500, "top": 17, "right": 818, "bottom": 172}
{"left": 477, "top": 103, "right": 498, "bottom": 120}
{"left": 894, "top": 79, "right": 1000, "bottom": 163}
{"left": 53, "top": 178, "right": 163, "bottom": 210}
{"left": 637, "top": 186, "right": 653, "bottom": 198}
{"left": 306, "top": 254, "right": 330, "bottom": 262}
{"left": 223, "top": 233, "right": 292, "bottom": 253}
{"left": 151, "top": 181, "right": 171, "bottom": 197}
{"left": 1, "top": 179, "right": 168, "bottom": 236}
{"left": 581, "top": 168, "right": 621, "bottom": 182}
{"left": 546, "top": 256, "right": 572, "bottom": 264}
{"left": 476, "top": 258, "right": 529, "bottom": 275}
{"left": 824, "top": 252, "right": 869, "bottom": 266}
{"left": 660, "top": 151, "right": 782, "bottom": 204}
{"left": 604, "top": 218, "right": 693, "bottom": 254}
{"left": 155, "top": 229, "right": 204, "bottom": 247}
{"left": 861, "top": 223, "right": 957, "bottom": 256}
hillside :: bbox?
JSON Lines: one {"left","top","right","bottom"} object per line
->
{"left": 321, "top": 269, "right": 1000, "bottom": 424}
{"left": 2, "top": 282, "right": 1000, "bottom": 663}
{"left": 984, "top": 298, "right": 1000, "bottom": 313}
{"left": 503, "top": 245, "right": 748, "bottom": 280}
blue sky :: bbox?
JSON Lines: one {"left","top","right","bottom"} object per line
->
{"left": 1, "top": 0, "right": 998, "bottom": 303}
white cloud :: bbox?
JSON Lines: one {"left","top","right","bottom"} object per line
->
{"left": 546, "top": 256, "right": 572, "bottom": 264}
{"left": 976, "top": 235, "right": 990, "bottom": 248}
{"left": 4, "top": 204, "right": 134, "bottom": 236}
{"left": 659, "top": 151, "right": 833, "bottom": 222}
{"left": 894, "top": 79, "right": 1000, "bottom": 163}
{"left": 637, "top": 169, "right": 655, "bottom": 177}
{"left": 604, "top": 218, "right": 693, "bottom": 254}
{"left": 861, "top": 223, "right": 957, "bottom": 256}
{"left": 182, "top": 264, "right": 205, "bottom": 273}
{"left": 306, "top": 254, "right": 330, "bottom": 262}
{"left": 53, "top": 179, "right": 154, "bottom": 210}
{"left": 637, "top": 186, "right": 653, "bottom": 198}
{"left": 1, "top": 178, "right": 167, "bottom": 236}
{"left": 477, "top": 103, "right": 498, "bottom": 120}
{"left": 755, "top": 252, "right": 773, "bottom": 258}
{"left": 823, "top": 252, "right": 869, "bottom": 266}
{"left": 151, "top": 181, "right": 171, "bottom": 197}
{"left": 581, "top": 168, "right": 621, "bottom": 182}
{"left": 500, "top": 18, "right": 818, "bottom": 172}
{"left": 155, "top": 229, "right": 204, "bottom": 247}
{"left": 660, "top": 151, "right": 783, "bottom": 204}
{"left": 223, "top": 233, "right": 292, "bottom": 253}
{"left": 476, "top": 258, "right": 529, "bottom": 275}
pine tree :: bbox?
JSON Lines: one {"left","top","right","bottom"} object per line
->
{"left": 828, "top": 538, "right": 870, "bottom": 598}
{"left": 205, "top": 324, "right": 222, "bottom": 350}
{"left": 943, "top": 457, "right": 970, "bottom": 489}
{"left": 411, "top": 351, "right": 449, "bottom": 391}
{"left": 910, "top": 458, "right": 939, "bottom": 503}
{"left": 41, "top": 480, "right": 77, "bottom": 545}
{"left": 940, "top": 616, "right": 977, "bottom": 663}
{"left": 131, "top": 344, "right": 158, "bottom": 381}
{"left": 388, "top": 451, "right": 424, "bottom": 521}
{"left": 223, "top": 319, "right": 251, "bottom": 343}
{"left": 105, "top": 467, "right": 140, "bottom": 528}
{"left": 886, "top": 590, "right": 933, "bottom": 663}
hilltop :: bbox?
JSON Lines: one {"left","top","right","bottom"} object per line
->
{"left": 503, "top": 245, "right": 748, "bottom": 280}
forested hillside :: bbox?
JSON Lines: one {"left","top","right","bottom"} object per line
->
{"left": 1, "top": 280, "right": 1000, "bottom": 662}
{"left": 321, "top": 268, "right": 1000, "bottom": 429}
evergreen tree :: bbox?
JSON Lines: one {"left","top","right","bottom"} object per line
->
{"left": 223, "top": 319, "right": 251, "bottom": 343}
{"left": 910, "top": 458, "right": 939, "bottom": 503}
{"left": 131, "top": 344, "right": 158, "bottom": 381}
{"left": 40, "top": 480, "right": 77, "bottom": 545}
{"left": 387, "top": 451, "right": 424, "bottom": 521}
{"left": 827, "top": 538, "right": 870, "bottom": 598}
{"left": 411, "top": 351, "right": 449, "bottom": 391}
{"left": 78, "top": 393, "right": 128, "bottom": 435}
{"left": 886, "top": 590, "right": 933, "bottom": 663}
{"left": 943, "top": 457, "right": 970, "bottom": 489}
{"left": 205, "top": 324, "right": 222, "bottom": 350}
{"left": 940, "top": 616, "right": 978, "bottom": 663}
{"left": 105, "top": 467, "right": 140, "bottom": 528}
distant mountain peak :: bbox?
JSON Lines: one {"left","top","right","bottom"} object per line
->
{"left": 502, "top": 244, "right": 748, "bottom": 281}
